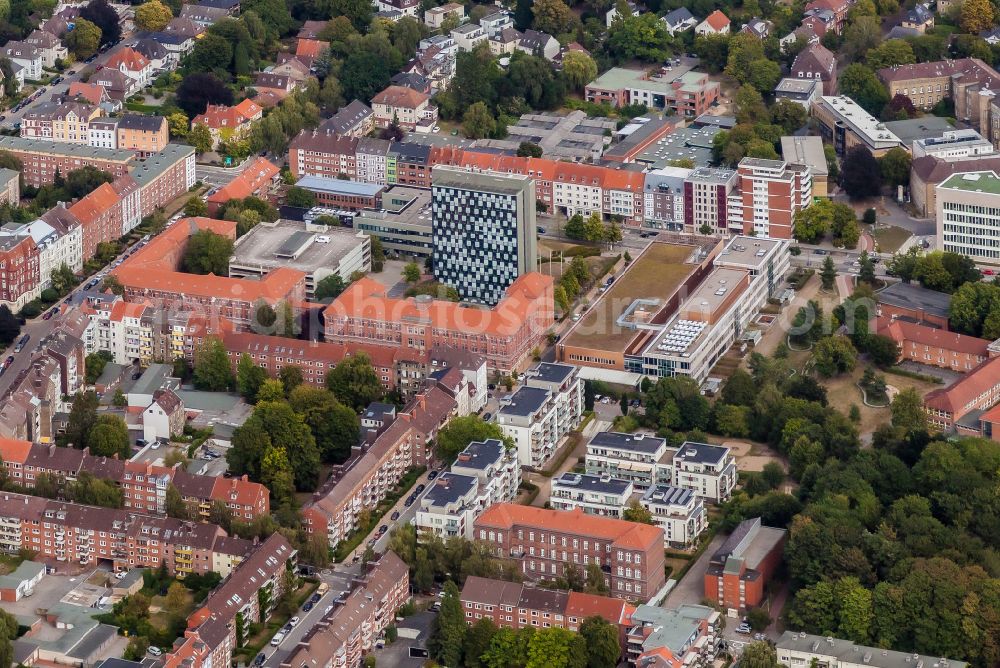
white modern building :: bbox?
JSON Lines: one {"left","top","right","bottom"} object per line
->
{"left": 415, "top": 438, "right": 520, "bottom": 539}
{"left": 450, "top": 438, "right": 520, "bottom": 508}
{"left": 640, "top": 484, "right": 707, "bottom": 548}
{"left": 775, "top": 632, "right": 967, "bottom": 668}
{"left": 913, "top": 128, "right": 995, "bottom": 159}
{"left": 550, "top": 473, "right": 634, "bottom": 518}
{"left": 634, "top": 236, "right": 790, "bottom": 383}
{"left": 585, "top": 431, "right": 671, "bottom": 491}
{"left": 671, "top": 441, "right": 737, "bottom": 503}
{"left": 497, "top": 362, "right": 584, "bottom": 468}
{"left": 936, "top": 170, "right": 1000, "bottom": 264}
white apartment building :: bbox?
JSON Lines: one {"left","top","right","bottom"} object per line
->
{"left": 83, "top": 297, "right": 156, "bottom": 365}
{"left": 671, "top": 441, "right": 737, "bottom": 503}
{"left": 585, "top": 431, "right": 671, "bottom": 490}
{"left": 479, "top": 11, "right": 513, "bottom": 37}
{"left": 415, "top": 472, "right": 480, "bottom": 540}
{"left": 497, "top": 362, "right": 583, "bottom": 468}
{"left": 415, "top": 438, "right": 520, "bottom": 539}
{"left": 450, "top": 23, "right": 487, "bottom": 51}
{"left": 550, "top": 473, "right": 634, "bottom": 518}
{"left": 552, "top": 180, "right": 602, "bottom": 219}
{"left": 356, "top": 139, "right": 388, "bottom": 186}
{"left": 640, "top": 484, "right": 707, "bottom": 548}
{"left": 936, "top": 170, "right": 1000, "bottom": 263}
{"left": 88, "top": 118, "right": 119, "bottom": 150}
{"left": 450, "top": 438, "right": 520, "bottom": 507}
{"left": 775, "top": 632, "right": 967, "bottom": 668}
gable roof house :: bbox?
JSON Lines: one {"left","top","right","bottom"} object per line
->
{"left": 791, "top": 42, "right": 837, "bottom": 96}
{"left": 68, "top": 82, "right": 121, "bottom": 113}
{"left": 901, "top": 2, "right": 934, "bottom": 32}
{"left": 695, "top": 10, "right": 730, "bottom": 35}
{"left": 1, "top": 42, "right": 42, "bottom": 80}
{"left": 133, "top": 37, "right": 171, "bottom": 72}
{"left": 371, "top": 85, "right": 438, "bottom": 132}
{"left": 741, "top": 17, "right": 773, "bottom": 39}
{"left": 106, "top": 48, "right": 153, "bottom": 88}
{"left": 191, "top": 100, "right": 263, "bottom": 149}
{"left": 253, "top": 72, "right": 299, "bottom": 99}
{"left": 91, "top": 69, "right": 136, "bottom": 102}
{"left": 662, "top": 7, "right": 697, "bottom": 35}
{"left": 179, "top": 3, "right": 229, "bottom": 26}
{"left": 25, "top": 30, "right": 67, "bottom": 68}
{"left": 518, "top": 29, "right": 560, "bottom": 60}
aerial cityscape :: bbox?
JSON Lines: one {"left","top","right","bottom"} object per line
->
{"left": 0, "top": 0, "right": 995, "bottom": 667}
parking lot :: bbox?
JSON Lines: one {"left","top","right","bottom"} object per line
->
{"left": 2, "top": 566, "right": 113, "bottom": 618}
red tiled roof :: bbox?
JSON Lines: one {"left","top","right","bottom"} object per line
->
{"left": 210, "top": 476, "right": 268, "bottom": 509}
{"left": 566, "top": 591, "right": 632, "bottom": 625}
{"left": 924, "top": 355, "right": 1000, "bottom": 414}
{"left": 107, "top": 47, "right": 150, "bottom": 72}
{"left": 69, "top": 183, "right": 121, "bottom": 224}
{"left": 206, "top": 157, "right": 279, "bottom": 205}
{"left": 0, "top": 437, "right": 32, "bottom": 465}
{"left": 295, "top": 38, "right": 327, "bottom": 58}
{"left": 324, "top": 274, "right": 553, "bottom": 339}
{"left": 68, "top": 81, "right": 107, "bottom": 105}
{"left": 877, "top": 316, "right": 990, "bottom": 357}
{"left": 475, "top": 504, "right": 663, "bottom": 550}
{"left": 112, "top": 217, "right": 305, "bottom": 302}
{"left": 192, "top": 101, "right": 261, "bottom": 130}
{"left": 704, "top": 10, "right": 730, "bottom": 30}
{"left": 371, "top": 85, "right": 430, "bottom": 109}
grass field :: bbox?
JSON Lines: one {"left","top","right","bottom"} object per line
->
{"left": 872, "top": 225, "right": 911, "bottom": 253}
{"left": 565, "top": 242, "right": 697, "bottom": 350}
{"left": 820, "top": 362, "right": 940, "bottom": 434}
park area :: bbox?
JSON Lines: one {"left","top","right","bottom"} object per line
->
{"left": 872, "top": 225, "right": 912, "bottom": 253}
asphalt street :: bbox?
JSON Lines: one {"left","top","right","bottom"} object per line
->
{"left": 0, "top": 33, "right": 139, "bottom": 130}
{"left": 262, "top": 569, "right": 360, "bottom": 667}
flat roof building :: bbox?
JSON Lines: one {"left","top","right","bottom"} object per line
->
{"left": 936, "top": 170, "right": 1000, "bottom": 264}
{"left": 813, "top": 95, "right": 902, "bottom": 156}
{"left": 776, "top": 631, "right": 967, "bottom": 668}
{"left": 229, "top": 220, "right": 371, "bottom": 299}
{"left": 431, "top": 167, "right": 536, "bottom": 306}
{"left": 781, "top": 135, "right": 829, "bottom": 197}
{"left": 877, "top": 280, "right": 953, "bottom": 327}
{"left": 704, "top": 517, "right": 786, "bottom": 612}
{"left": 352, "top": 184, "right": 433, "bottom": 258}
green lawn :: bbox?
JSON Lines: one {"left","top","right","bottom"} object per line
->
{"left": 872, "top": 225, "right": 912, "bottom": 253}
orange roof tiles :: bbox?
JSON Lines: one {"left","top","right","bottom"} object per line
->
{"left": 704, "top": 9, "right": 730, "bottom": 30}
{"left": 69, "top": 183, "right": 121, "bottom": 224}
{"left": 107, "top": 47, "right": 150, "bottom": 72}
{"left": 206, "top": 157, "right": 279, "bottom": 205}
{"left": 324, "top": 273, "right": 553, "bottom": 339}
{"left": 371, "top": 85, "right": 430, "bottom": 109}
{"left": 210, "top": 476, "right": 268, "bottom": 508}
{"left": 475, "top": 504, "right": 663, "bottom": 550}
{"left": 435, "top": 149, "right": 644, "bottom": 193}
{"left": 566, "top": 591, "right": 632, "bottom": 625}
{"left": 924, "top": 355, "right": 1000, "bottom": 414}
{"left": 111, "top": 217, "right": 306, "bottom": 303}
{"left": 295, "top": 38, "right": 327, "bottom": 58}
{"left": 876, "top": 316, "right": 990, "bottom": 357}
{"left": 192, "top": 101, "right": 261, "bottom": 130}
{"left": 0, "top": 437, "right": 32, "bottom": 465}
{"left": 68, "top": 81, "right": 107, "bottom": 105}
{"left": 109, "top": 300, "right": 149, "bottom": 322}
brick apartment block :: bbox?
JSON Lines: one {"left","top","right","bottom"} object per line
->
{"left": 302, "top": 387, "right": 456, "bottom": 547}
{"left": 703, "top": 518, "right": 786, "bottom": 612}
{"left": 111, "top": 217, "right": 306, "bottom": 327}
{"left": 876, "top": 316, "right": 991, "bottom": 372}
{"left": 323, "top": 274, "right": 554, "bottom": 373}
{"left": 0, "top": 136, "right": 133, "bottom": 187}
{"left": 279, "top": 552, "right": 410, "bottom": 668}
{"left": 0, "top": 439, "right": 269, "bottom": 521}
{"left": 473, "top": 504, "right": 666, "bottom": 601}
{"left": 0, "top": 488, "right": 253, "bottom": 577}
{"left": 461, "top": 575, "right": 633, "bottom": 648}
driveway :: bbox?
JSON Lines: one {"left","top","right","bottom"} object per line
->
{"left": 367, "top": 611, "right": 434, "bottom": 668}
{"left": 661, "top": 533, "right": 724, "bottom": 608}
